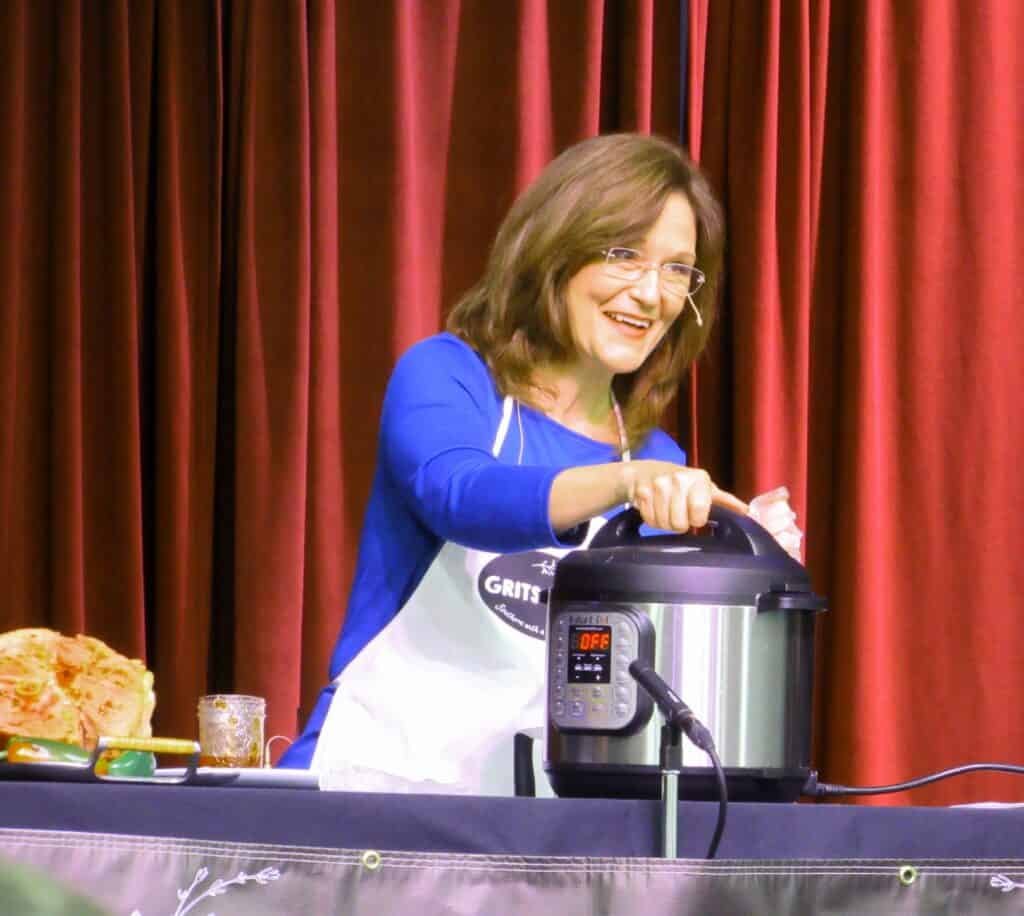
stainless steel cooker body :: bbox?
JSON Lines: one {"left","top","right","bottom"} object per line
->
{"left": 548, "top": 598, "right": 816, "bottom": 769}
{"left": 543, "top": 508, "right": 826, "bottom": 801}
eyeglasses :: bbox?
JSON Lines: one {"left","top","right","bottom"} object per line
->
{"left": 600, "top": 247, "right": 706, "bottom": 297}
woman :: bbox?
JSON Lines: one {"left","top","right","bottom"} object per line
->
{"left": 281, "top": 133, "right": 799, "bottom": 793}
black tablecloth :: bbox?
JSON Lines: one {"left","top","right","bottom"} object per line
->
{"left": 2, "top": 779, "right": 1023, "bottom": 859}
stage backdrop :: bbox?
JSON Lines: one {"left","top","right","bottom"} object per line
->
{"left": 0, "top": 0, "right": 683, "bottom": 758}
{"left": 688, "top": 0, "right": 1024, "bottom": 804}
{"left": 1, "top": 0, "right": 1022, "bottom": 807}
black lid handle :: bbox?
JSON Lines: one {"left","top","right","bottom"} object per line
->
{"left": 589, "top": 504, "right": 786, "bottom": 558}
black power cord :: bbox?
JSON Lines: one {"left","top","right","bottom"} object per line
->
{"left": 705, "top": 747, "right": 728, "bottom": 859}
{"left": 629, "top": 662, "right": 728, "bottom": 859}
{"left": 803, "top": 763, "right": 1024, "bottom": 797}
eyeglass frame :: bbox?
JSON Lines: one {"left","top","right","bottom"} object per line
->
{"left": 599, "top": 247, "right": 706, "bottom": 297}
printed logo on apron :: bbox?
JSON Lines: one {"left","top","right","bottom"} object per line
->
{"left": 476, "top": 550, "right": 558, "bottom": 640}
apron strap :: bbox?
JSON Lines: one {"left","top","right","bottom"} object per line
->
{"left": 493, "top": 395, "right": 515, "bottom": 457}
{"left": 497, "top": 394, "right": 631, "bottom": 463}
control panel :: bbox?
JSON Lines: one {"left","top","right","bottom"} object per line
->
{"left": 548, "top": 604, "right": 655, "bottom": 734}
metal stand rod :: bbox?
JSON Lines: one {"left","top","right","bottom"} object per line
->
{"left": 661, "top": 767, "right": 680, "bottom": 858}
{"left": 659, "top": 723, "right": 683, "bottom": 859}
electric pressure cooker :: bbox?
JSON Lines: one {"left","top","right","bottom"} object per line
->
{"left": 544, "top": 506, "right": 826, "bottom": 801}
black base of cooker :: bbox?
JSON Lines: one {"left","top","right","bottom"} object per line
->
{"left": 545, "top": 762, "right": 811, "bottom": 802}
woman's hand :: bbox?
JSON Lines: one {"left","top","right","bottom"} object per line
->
{"left": 631, "top": 470, "right": 804, "bottom": 561}
{"left": 626, "top": 461, "right": 747, "bottom": 532}
{"left": 549, "top": 459, "right": 804, "bottom": 560}
{"left": 747, "top": 487, "right": 804, "bottom": 561}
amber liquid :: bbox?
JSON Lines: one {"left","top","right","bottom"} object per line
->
{"left": 199, "top": 751, "right": 260, "bottom": 769}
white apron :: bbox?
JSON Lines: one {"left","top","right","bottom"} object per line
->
{"left": 313, "top": 396, "right": 627, "bottom": 795}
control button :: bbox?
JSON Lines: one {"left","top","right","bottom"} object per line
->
{"left": 569, "top": 687, "right": 582, "bottom": 699}
{"left": 591, "top": 703, "right": 605, "bottom": 716}
{"left": 590, "top": 687, "right": 603, "bottom": 699}
{"left": 553, "top": 701, "right": 565, "bottom": 716}
{"left": 615, "top": 703, "right": 629, "bottom": 717}
{"left": 614, "top": 686, "right": 630, "bottom": 702}
{"left": 553, "top": 683, "right": 565, "bottom": 698}
{"left": 570, "top": 701, "right": 585, "bottom": 717}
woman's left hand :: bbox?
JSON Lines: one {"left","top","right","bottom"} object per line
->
{"left": 747, "top": 487, "right": 804, "bottom": 562}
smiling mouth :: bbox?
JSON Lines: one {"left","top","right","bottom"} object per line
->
{"left": 604, "top": 311, "right": 652, "bottom": 331}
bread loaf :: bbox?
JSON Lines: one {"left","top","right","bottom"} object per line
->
{"left": 0, "top": 628, "right": 155, "bottom": 750}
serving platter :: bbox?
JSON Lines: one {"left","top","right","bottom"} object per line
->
{"left": 153, "top": 766, "right": 319, "bottom": 788}
{"left": 0, "top": 735, "right": 198, "bottom": 785}
{"left": 0, "top": 735, "right": 319, "bottom": 788}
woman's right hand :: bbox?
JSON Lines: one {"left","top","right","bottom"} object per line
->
{"left": 626, "top": 461, "right": 748, "bottom": 533}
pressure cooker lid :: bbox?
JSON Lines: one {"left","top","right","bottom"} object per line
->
{"left": 552, "top": 506, "right": 826, "bottom": 609}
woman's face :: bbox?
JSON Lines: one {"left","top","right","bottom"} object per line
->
{"left": 562, "top": 192, "right": 698, "bottom": 382}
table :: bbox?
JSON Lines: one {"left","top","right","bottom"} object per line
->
{"left": 2, "top": 780, "right": 1024, "bottom": 914}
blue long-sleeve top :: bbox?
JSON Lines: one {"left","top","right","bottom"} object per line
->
{"left": 280, "top": 333, "right": 686, "bottom": 767}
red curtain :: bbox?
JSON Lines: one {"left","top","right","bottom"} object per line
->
{"left": 690, "top": 0, "right": 1024, "bottom": 804}
{"left": 0, "top": 1, "right": 682, "bottom": 753}
{"left": 6, "top": 0, "right": 1022, "bottom": 807}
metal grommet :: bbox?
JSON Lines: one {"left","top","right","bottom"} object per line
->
{"left": 899, "top": 865, "right": 919, "bottom": 886}
{"left": 361, "top": 850, "right": 382, "bottom": 871}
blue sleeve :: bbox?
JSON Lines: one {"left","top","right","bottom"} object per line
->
{"left": 637, "top": 427, "right": 687, "bottom": 465}
{"left": 379, "top": 335, "right": 581, "bottom": 553}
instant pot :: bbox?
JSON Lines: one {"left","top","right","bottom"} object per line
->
{"left": 544, "top": 506, "right": 826, "bottom": 801}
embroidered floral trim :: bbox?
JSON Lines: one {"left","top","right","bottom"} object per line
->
{"left": 991, "top": 874, "right": 1024, "bottom": 893}
{"left": 129, "top": 865, "right": 281, "bottom": 916}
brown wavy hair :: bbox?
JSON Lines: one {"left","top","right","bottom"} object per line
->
{"left": 446, "top": 133, "right": 725, "bottom": 446}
